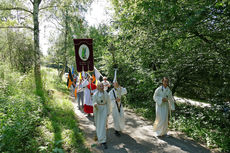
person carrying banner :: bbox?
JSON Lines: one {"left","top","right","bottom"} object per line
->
{"left": 153, "top": 77, "right": 175, "bottom": 137}
{"left": 83, "top": 76, "right": 97, "bottom": 116}
{"left": 109, "top": 69, "right": 127, "bottom": 136}
{"left": 93, "top": 82, "right": 111, "bottom": 149}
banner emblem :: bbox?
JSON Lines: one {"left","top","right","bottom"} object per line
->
{"left": 73, "top": 39, "right": 94, "bottom": 72}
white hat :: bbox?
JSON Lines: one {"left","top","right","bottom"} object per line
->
{"left": 113, "top": 69, "right": 118, "bottom": 83}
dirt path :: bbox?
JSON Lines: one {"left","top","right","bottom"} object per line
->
{"left": 72, "top": 98, "right": 213, "bottom": 153}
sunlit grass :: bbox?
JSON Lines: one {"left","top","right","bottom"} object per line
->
{"left": 0, "top": 65, "right": 90, "bottom": 152}
{"left": 38, "top": 67, "right": 90, "bottom": 153}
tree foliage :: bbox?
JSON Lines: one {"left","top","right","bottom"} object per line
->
{"left": 0, "top": 29, "right": 34, "bottom": 73}
{"left": 44, "top": 0, "right": 92, "bottom": 77}
{"left": 109, "top": 0, "right": 230, "bottom": 103}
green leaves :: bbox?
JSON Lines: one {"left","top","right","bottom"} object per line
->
{"left": 53, "top": 147, "right": 64, "bottom": 153}
{"left": 0, "top": 29, "right": 34, "bottom": 73}
{"left": 98, "top": 1, "right": 230, "bottom": 151}
{"left": 171, "top": 102, "right": 230, "bottom": 152}
{"left": 0, "top": 69, "right": 43, "bottom": 152}
{"left": 108, "top": 0, "right": 230, "bottom": 103}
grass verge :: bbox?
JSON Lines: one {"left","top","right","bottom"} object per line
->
{"left": 36, "top": 67, "right": 91, "bottom": 153}
{"left": 0, "top": 65, "right": 90, "bottom": 153}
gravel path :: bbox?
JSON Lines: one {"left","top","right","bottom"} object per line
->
{"left": 72, "top": 99, "right": 213, "bottom": 153}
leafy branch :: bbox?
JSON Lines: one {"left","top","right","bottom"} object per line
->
{"left": 0, "top": 7, "right": 33, "bottom": 14}
{"left": 0, "top": 26, "right": 34, "bottom": 30}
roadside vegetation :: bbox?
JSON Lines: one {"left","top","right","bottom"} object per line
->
{"left": 0, "top": 65, "right": 90, "bottom": 153}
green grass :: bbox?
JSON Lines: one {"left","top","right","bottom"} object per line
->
{"left": 36, "top": 67, "right": 91, "bottom": 153}
{"left": 0, "top": 65, "right": 90, "bottom": 153}
{"left": 2, "top": 63, "right": 228, "bottom": 152}
{"left": 0, "top": 64, "right": 42, "bottom": 152}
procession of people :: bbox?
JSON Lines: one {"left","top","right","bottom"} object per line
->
{"left": 67, "top": 68, "right": 175, "bottom": 149}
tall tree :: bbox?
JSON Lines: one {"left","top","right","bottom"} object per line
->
{"left": 0, "top": 0, "right": 44, "bottom": 96}
{"left": 0, "top": 0, "right": 92, "bottom": 96}
{"left": 33, "top": 0, "right": 42, "bottom": 95}
{"left": 45, "top": 0, "right": 92, "bottom": 78}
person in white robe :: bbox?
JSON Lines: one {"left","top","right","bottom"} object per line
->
{"left": 153, "top": 77, "right": 175, "bottom": 137}
{"left": 109, "top": 69, "right": 127, "bottom": 136}
{"left": 83, "top": 77, "right": 97, "bottom": 116}
{"left": 93, "top": 82, "right": 111, "bottom": 149}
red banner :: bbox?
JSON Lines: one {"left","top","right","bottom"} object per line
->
{"left": 73, "top": 39, "right": 94, "bottom": 72}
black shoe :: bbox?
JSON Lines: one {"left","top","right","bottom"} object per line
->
{"left": 115, "top": 130, "right": 121, "bottom": 137}
{"left": 102, "top": 143, "right": 107, "bottom": 149}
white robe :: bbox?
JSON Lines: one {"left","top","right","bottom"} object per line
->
{"left": 82, "top": 80, "right": 96, "bottom": 107}
{"left": 109, "top": 87, "right": 127, "bottom": 131}
{"left": 153, "top": 86, "right": 175, "bottom": 136}
{"left": 93, "top": 91, "right": 111, "bottom": 143}
{"left": 84, "top": 88, "right": 97, "bottom": 106}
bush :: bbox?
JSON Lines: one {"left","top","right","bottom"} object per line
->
{"left": 171, "top": 102, "right": 230, "bottom": 152}
{"left": 0, "top": 63, "right": 43, "bottom": 152}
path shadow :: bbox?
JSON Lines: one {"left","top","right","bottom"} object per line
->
{"left": 125, "top": 109, "right": 153, "bottom": 126}
{"left": 157, "top": 134, "right": 211, "bottom": 153}
{"left": 86, "top": 115, "right": 95, "bottom": 122}
{"left": 120, "top": 109, "right": 212, "bottom": 153}
{"left": 74, "top": 100, "right": 213, "bottom": 153}
{"left": 101, "top": 128, "right": 156, "bottom": 153}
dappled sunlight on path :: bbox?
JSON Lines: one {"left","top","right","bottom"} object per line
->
{"left": 72, "top": 97, "right": 213, "bottom": 153}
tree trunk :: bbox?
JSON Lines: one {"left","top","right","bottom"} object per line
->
{"left": 59, "top": 10, "right": 69, "bottom": 80}
{"left": 6, "top": 30, "right": 13, "bottom": 67}
{"left": 33, "top": 0, "right": 43, "bottom": 97}
{"left": 59, "top": 60, "right": 67, "bottom": 80}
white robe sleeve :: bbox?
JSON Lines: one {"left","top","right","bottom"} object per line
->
{"left": 109, "top": 89, "right": 116, "bottom": 111}
{"left": 121, "top": 87, "right": 127, "bottom": 95}
{"left": 168, "top": 90, "right": 175, "bottom": 110}
{"left": 153, "top": 87, "right": 163, "bottom": 106}
{"left": 106, "top": 93, "right": 112, "bottom": 115}
{"left": 82, "top": 80, "right": 88, "bottom": 87}
{"left": 93, "top": 91, "right": 99, "bottom": 105}
{"left": 92, "top": 89, "right": 97, "bottom": 94}
{"left": 109, "top": 89, "right": 116, "bottom": 101}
